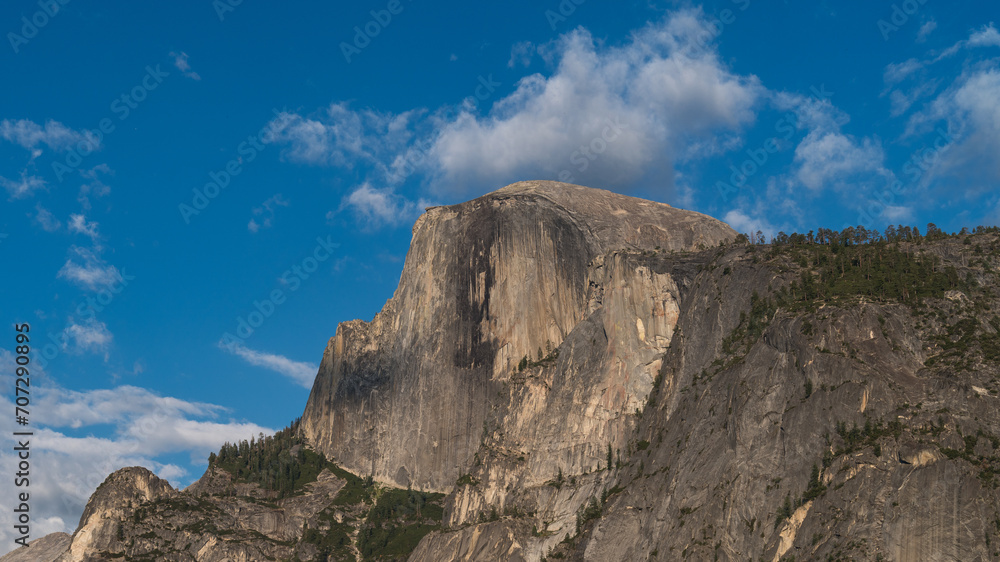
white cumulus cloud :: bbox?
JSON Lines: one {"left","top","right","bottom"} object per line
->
{"left": 266, "top": 9, "right": 765, "bottom": 208}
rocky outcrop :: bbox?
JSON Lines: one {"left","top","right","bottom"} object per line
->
{"left": 22, "top": 464, "right": 352, "bottom": 561}
{"left": 67, "top": 467, "right": 176, "bottom": 560}
{"left": 546, "top": 240, "right": 1000, "bottom": 561}
{"left": 300, "top": 180, "right": 735, "bottom": 495}
{"left": 0, "top": 533, "right": 70, "bottom": 562}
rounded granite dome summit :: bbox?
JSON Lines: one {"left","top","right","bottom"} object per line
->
{"left": 423, "top": 180, "right": 737, "bottom": 254}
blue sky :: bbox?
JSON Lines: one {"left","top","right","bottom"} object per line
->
{"left": 1, "top": 0, "right": 998, "bottom": 550}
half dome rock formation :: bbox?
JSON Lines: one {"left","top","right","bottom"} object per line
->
{"left": 12, "top": 181, "right": 1000, "bottom": 561}
{"left": 299, "top": 180, "right": 735, "bottom": 493}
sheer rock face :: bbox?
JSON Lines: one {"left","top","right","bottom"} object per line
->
{"left": 411, "top": 238, "right": 1000, "bottom": 562}
{"left": 299, "top": 181, "right": 736, "bottom": 493}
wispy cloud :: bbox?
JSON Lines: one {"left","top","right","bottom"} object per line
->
{"left": 248, "top": 193, "right": 290, "bottom": 233}
{"left": 57, "top": 246, "right": 122, "bottom": 291}
{"left": 1, "top": 171, "right": 46, "bottom": 199}
{"left": 68, "top": 213, "right": 100, "bottom": 240}
{"left": 218, "top": 341, "right": 317, "bottom": 388}
{"left": 939, "top": 22, "right": 1000, "bottom": 58}
{"left": 905, "top": 68, "right": 1000, "bottom": 191}
{"left": 916, "top": 20, "right": 937, "bottom": 43}
{"left": 269, "top": 103, "right": 421, "bottom": 171}
{"left": 508, "top": 40, "right": 535, "bottom": 68}
{"left": 65, "top": 318, "right": 114, "bottom": 356}
{"left": 34, "top": 204, "right": 62, "bottom": 231}
{"left": 169, "top": 51, "right": 201, "bottom": 80}
{"left": 0, "top": 118, "right": 101, "bottom": 154}
{"left": 78, "top": 164, "right": 113, "bottom": 209}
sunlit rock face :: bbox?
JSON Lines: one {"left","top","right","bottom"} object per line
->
{"left": 299, "top": 180, "right": 735, "bottom": 496}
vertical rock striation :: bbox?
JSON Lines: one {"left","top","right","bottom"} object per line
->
{"left": 299, "top": 180, "right": 735, "bottom": 494}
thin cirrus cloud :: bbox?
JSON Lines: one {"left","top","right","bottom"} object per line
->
{"left": 883, "top": 23, "right": 1000, "bottom": 87}
{"left": 938, "top": 22, "right": 1000, "bottom": 59}
{"left": 78, "top": 164, "right": 113, "bottom": 210}
{"left": 0, "top": 118, "right": 102, "bottom": 202}
{"left": 507, "top": 40, "right": 535, "bottom": 68}
{"left": 270, "top": 103, "right": 421, "bottom": 172}
{"left": 219, "top": 340, "right": 318, "bottom": 389}
{"left": 916, "top": 20, "right": 937, "bottom": 43}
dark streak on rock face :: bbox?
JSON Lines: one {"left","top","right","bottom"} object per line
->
{"left": 297, "top": 181, "right": 736, "bottom": 493}
{"left": 452, "top": 201, "right": 497, "bottom": 370}
{"left": 336, "top": 350, "right": 390, "bottom": 400}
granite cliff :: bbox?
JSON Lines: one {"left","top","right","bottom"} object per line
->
{"left": 9, "top": 181, "right": 1000, "bottom": 561}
